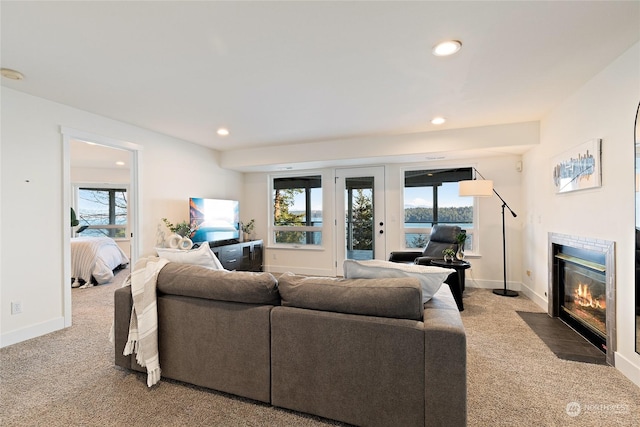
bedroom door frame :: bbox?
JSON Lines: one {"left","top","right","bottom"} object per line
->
{"left": 61, "top": 126, "right": 142, "bottom": 327}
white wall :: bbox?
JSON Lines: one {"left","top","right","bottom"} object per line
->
{"left": 0, "top": 88, "right": 242, "bottom": 347}
{"left": 522, "top": 42, "right": 640, "bottom": 385}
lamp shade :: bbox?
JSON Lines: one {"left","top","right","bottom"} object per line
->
{"left": 459, "top": 179, "right": 494, "bottom": 197}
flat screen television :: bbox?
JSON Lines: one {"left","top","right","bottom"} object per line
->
{"left": 189, "top": 197, "right": 240, "bottom": 244}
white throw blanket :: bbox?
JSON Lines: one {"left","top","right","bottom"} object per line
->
{"left": 122, "top": 257, "right": 170, "bottom": 387}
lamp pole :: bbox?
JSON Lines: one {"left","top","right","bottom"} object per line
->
{"left": 471, "top": 168, "right": 518, "bottom": 297}
{"left": 490, "top": 178, "right": 518, "bottom": 297}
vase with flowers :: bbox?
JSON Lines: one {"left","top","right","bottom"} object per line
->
{"left": 455, "top": 231, "right": 467, "bottom": 261}
{"left": 240, "top": 219, "right": 255, "bottom": 242}
{"left": 162, "top": 218, "right": 197, "bottom": 250}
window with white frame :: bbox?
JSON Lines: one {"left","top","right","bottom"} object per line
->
{"left": 403, "top": 168, "right": 476, "bottom": 250}
{"left": 272, "top": 175, "right": 322, "bottom": 246}
{"left": 75, "top": 187, "right": 128, "bottom": 238}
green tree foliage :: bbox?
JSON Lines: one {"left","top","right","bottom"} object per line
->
{"left": 274, "top": 188, "right": 306, "bottom": 243}
{"left": 351, "top": 189, "right": 373, "bottom": 250}
{"left": 410, "top": 233, "right": 429, "bottom": 248}
{"left": 404, "top": 206, "right": 472, "bottom": 224}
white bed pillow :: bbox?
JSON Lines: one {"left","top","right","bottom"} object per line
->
{"left": 156, "top": 243, "right": 224, "bottom": 270}
{"left": 343, "top": 259, "right": 455, "bottom": 303}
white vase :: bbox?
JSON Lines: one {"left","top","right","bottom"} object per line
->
{"left": 179, "top": 237, "right": 193, "bottom": 250}
{"left": 168, "top": 234, "right": 182, "bottom": 249}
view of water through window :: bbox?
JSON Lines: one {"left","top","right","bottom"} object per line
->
{"left": 77, "top": 188, "right": 127, "bottom": 238}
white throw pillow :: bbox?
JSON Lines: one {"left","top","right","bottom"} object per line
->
{"left": 156, "top": 243, "right": 224, "bottom": 270}
{"left": 343, "top": 259, "right": 455, "bottom": 303}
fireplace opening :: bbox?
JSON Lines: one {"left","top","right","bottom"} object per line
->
{"left": 558, "top": 254, "right": 607, "bottom": 352}
{"left": 549, "top": 233, "right": 615, "bottom": 366}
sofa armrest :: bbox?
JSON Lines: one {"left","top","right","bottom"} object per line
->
{"left": 113, "top": 286, "right": 133, "bottom": 369}
{"left": 423, "top": 286, "right": 467, "bottom": 427}
{"left": 388, "top": 251, "right": 422, "bottom": 263}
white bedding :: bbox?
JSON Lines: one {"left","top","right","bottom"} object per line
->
{"left": 71, "top": 236, "right": 129, "bottom": 287}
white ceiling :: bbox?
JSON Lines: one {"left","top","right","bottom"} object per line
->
{"left": 69, "top": 139, "right": 131, "bottom": 170}
{"left": 2, "top": 1, "right": 639, "bottom": 165}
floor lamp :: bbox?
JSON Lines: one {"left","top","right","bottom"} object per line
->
{"left": 458, "top": 168, "right": 519, "bottom": 297}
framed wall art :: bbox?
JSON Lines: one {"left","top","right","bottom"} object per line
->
{"left": 552, "top": 138, "right": 602, "bottom": 194}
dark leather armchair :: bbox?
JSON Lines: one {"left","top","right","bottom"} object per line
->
{"left": 389, "top": 224, "right": 462, "bottom": 266}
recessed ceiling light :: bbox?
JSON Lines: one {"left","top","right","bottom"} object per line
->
{"left": 1, "top": 68, "right": 24, "bottom": 80}
{"left": 431, "top": 117, "right": 446, "bottom": 125}
{"left": 115, "top": 161, "right": 125, "bottom": 166}
{"left": 432, "top": 40, "right": 462, "bottom": 57}
{"left": 217, "top": 128, "right": 230, "bottom": 136}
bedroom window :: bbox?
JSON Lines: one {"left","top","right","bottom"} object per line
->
{"left": 403, "top": 168, "right": 476, "bottom": 250}
{"left": 272, "top": 175, "right": 322, "bottom": 246}
{"left": 76, "top": 188, "right": 127, "bottom": 238}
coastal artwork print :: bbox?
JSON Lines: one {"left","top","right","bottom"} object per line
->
{"left": 552, "top": 139, "right": 602, "bottom": 194}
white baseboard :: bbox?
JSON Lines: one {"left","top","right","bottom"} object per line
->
{"left": 519, "top": 283, "right": 548, "bottom": 312}
{"left": 0, "top": 317, "right": 65, "bottom": 348}
{"left": 464, "top": 276, "right": 521, "bottom": 292}
{"left": 614, "top": 351, "right": 640, "bottom": 388}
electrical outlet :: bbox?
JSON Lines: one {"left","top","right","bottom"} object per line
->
{"left": 11, "top": 301, "right": 22, "bottom": 315}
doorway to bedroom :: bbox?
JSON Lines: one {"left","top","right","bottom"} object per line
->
{"left": 63, "top": 127, "right": 141, "bottom": 327}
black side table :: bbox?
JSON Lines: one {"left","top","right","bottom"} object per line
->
{"left": 430, "top": 259, "right": 470, "bottom": 311}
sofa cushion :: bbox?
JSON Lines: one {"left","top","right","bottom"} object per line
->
{"left": 343, "top": 259, "right": 454, "bottom": 303}
{"left": 157, "top": 263, "right": 280, "bottom": 305}
{"left": 156, "top": 243, "right": 224, "bottom": 270}
{"left": 277, "top": 272, "right": 423, "bottom": 320}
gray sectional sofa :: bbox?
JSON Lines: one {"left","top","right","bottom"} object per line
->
{"left": 113, "top": 263, "right": 467, "bottom": 427}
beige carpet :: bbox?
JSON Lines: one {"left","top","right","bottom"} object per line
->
{"left": 1, "top": 270, "right": 639, "bottom": 426}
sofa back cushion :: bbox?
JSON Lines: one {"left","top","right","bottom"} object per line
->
{"left": 277, "top": 272, "right": 423, "bottom": 320}
{"left": 344, "top": 259, "right": 453, "bottom": 303}
{"left": 157, "top": 263, "right": 280, "bottom": 305}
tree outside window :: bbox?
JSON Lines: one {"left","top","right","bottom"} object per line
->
{"left": 77, "top": 188, "right": 127, "bottom": 238}
{"left": 272, "top": 175, "right": 322, "bottom": 245}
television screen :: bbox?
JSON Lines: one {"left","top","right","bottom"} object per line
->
{"left": 189, "top": 198, "right": 240, "bottom": 243}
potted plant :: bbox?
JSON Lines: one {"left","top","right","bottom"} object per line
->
{"left": 442, "top": 248, "right": 456, "bottom": 262}
{"left": 241, "top": 219, "right": 255, "bottom": 241}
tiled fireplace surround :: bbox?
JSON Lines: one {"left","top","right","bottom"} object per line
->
{"left": 548, "top": 233, "right": 616, "bottom": 366}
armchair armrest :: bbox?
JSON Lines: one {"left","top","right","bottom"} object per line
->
{"left": 414, "top": 256, "right": 440, "bottom": 266}
{"left": 388, "top": 251, "right": 422, "bottom": 263}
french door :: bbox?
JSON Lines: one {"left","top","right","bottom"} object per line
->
{"left": 335, "top": 167, "right": 386, "bottom": 274}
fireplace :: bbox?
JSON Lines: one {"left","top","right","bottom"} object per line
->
{"left": 549, "top": 233, "right": 616, "bottom": 365}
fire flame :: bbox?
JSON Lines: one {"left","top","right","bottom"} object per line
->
{"left": 574, "top": 283, "right": 606, "bottom": 309}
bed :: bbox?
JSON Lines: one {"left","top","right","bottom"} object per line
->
{"left": 71, "top": 236, "right": 130, "bottom": 288}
